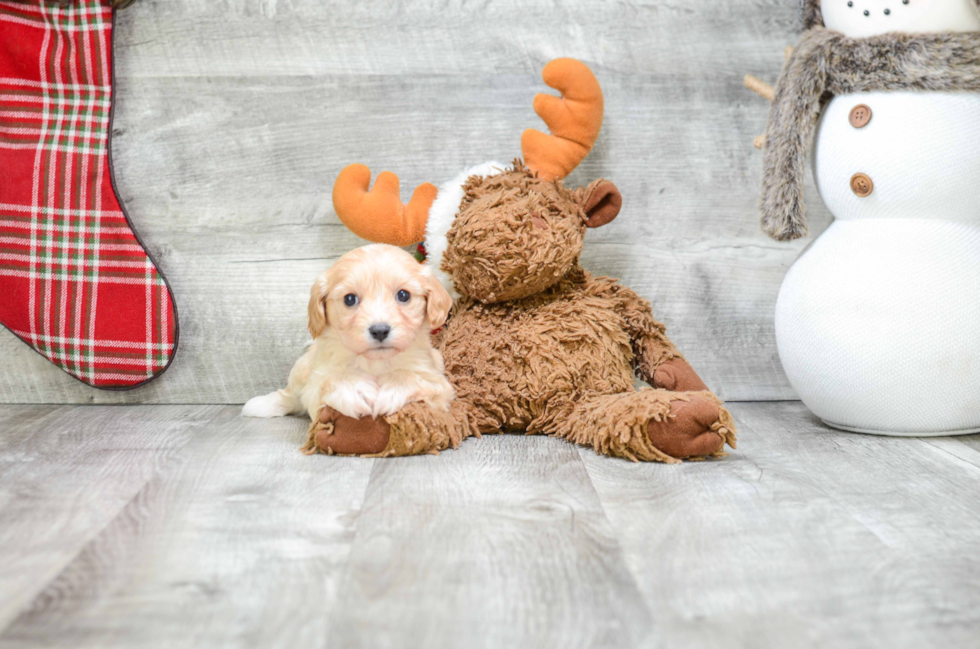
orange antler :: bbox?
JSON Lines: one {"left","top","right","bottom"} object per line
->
{"left": 331, "top": 164, "right": 438, "bottom": 246}
{"left": 522, "top": 58, "right": 604, "bottom": 181}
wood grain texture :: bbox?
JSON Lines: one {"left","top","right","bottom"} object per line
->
{"left": 0, "top": 406, "right": 375, "bottom": 649}
{"left": 581, "top": 401, "right": 980, "bottom": 649}
{"left": 2, "top": 404, "right": 979, "bottom": 647}
{"left": 0, "top": 405, "right": 222, "bottom": 631}
{"left": 0, "top": 0, "right": 830, "bottom": 404}
{"left": 325, "top": 434, "right": 653, "bottom": 649}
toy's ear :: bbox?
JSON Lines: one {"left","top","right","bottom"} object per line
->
{"left": 579, "top": 180, "right": 622, "bottom": 228}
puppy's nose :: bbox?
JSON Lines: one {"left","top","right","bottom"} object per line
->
{"left": 368, "top": 323, "right": 391, "bottom": 342}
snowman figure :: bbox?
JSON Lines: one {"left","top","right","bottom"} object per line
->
{"left": 752, "top": 0, "right": 980, "bottom": 435}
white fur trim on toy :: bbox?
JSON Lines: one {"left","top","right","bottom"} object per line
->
{"left": 424, "top": 161, "right": 508, "bottom": 297}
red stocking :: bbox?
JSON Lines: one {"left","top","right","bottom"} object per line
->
{"left": 0, "top": 0, "right": 177, "bottom": 389}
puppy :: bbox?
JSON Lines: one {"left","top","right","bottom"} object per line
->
{"left": 243, "top": 244, "right": 454, "bottom": 422}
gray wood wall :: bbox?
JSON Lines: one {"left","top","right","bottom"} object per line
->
{"left": 0, "top": 0, "right": 833, "bottom": 404}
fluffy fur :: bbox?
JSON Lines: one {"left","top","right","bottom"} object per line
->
{"left": 436, "top": 263, "right": 735, "bottom": 463}
{"left": 443, "top": 161, "right": 593, "bottom": 302}
{"left": 802, "top": 0, "right": 825, "bottom": 29}
{"left": 243, "top": 244, "right": 454, "bottom": 422}
{"left": 425, "top": 161, "right": 506, "bottom": 297}
{"left": 761, "top": 26, "right": 980, "bottom": 240}
{"left": 312, "top": 163, "right": 737, "bottom": 462}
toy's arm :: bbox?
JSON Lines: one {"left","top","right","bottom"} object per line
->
{"left": 599, "top": 278, "right": 710, "bottom": 392}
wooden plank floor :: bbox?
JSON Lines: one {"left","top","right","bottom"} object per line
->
{"left": 2, "top": 402, "right": 979, "bottom": 648}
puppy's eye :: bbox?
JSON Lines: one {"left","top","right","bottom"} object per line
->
{"left": 343, "top": 293, "right": 358, "bottom": 307}
{"left": 396, "top": 290, "right": 411, "bottom": 303}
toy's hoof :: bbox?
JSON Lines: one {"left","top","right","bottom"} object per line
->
{"left": 646, "top": 395, "right": 725, "bottom": 459}
{"left": 312, "top": 406, "right": 391, "bottom": 456}
{"left": 653, "top": 358, "right": 709, "bottom": 392}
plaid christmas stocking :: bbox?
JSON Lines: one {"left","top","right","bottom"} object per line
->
{"left": 0, "top": 0, "right": 177, "bottom": 389}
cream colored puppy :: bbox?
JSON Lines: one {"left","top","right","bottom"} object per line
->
{"left": 243, "top": 244, "right": 454, "bottom": 421}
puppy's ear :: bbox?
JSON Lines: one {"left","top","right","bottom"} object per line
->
{"left": 308, "top": 270, "right": 331, "bottom": 338}
{"left": 423, "top": 268, "right": 453, "bottom": 329}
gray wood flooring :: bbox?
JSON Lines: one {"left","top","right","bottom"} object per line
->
{"left": 0, "top": 0, "right": 831, "bottom": 404}
{"left": 2, "top": 402, "right": 979, "bottom": 649}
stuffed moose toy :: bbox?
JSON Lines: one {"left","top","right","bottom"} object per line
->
{"left": 308, "top": 58, "right": 737, "bottom": 462}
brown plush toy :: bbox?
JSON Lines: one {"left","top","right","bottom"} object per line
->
{"left": 310, "top": 59, "right": 737, "bottom": 462}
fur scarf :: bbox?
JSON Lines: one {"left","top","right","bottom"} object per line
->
{"left": 760, "top": 23, "right": 980, "bottom": 240}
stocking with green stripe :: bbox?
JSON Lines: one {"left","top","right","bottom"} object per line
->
{"left": 0, "top": 0, "right": 177, "bottom": 389}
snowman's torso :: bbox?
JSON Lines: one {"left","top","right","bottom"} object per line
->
{"left": 813, "top": 92, "right": 980, "bottom": 224}
{"left": 775, "top": 91, "right": 980, "bottom": 434}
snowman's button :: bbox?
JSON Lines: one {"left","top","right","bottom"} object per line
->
{"left": 849, "top": 104, "right": 872, "bottom": 128}
{"left": 850, "top": 173, "right": 874, "bottom": 197}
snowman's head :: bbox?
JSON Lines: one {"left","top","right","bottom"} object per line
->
{"left": 805, "top": 0, "right": 980, "bottom": 36}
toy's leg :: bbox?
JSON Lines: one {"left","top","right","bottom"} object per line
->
{"left": 604, "top": 282, "right": 709, "bottom": 392}
{"left": 632, "top": 323, "right": 709, "bottom": 392}
{"left": 553, "top": 389, "right": 736, "bottom": 463}
{"left": 651, "top": 358, "right": 708, "bottom": 392}
{"left": 303, "top": 398, "right": 481, "bottom": 457}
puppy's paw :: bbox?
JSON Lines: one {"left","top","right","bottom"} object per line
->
{"left": 412, "top": 386, "right": 454, "bottom": 413}
{"left": 371, "top": 384, "right": 410, "bottom": 418}
{"left": 324, "top": 381, "right": 378, "bottom": 419}
{"left": 426, "top": 379, "right": 455, "bottom": 413}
